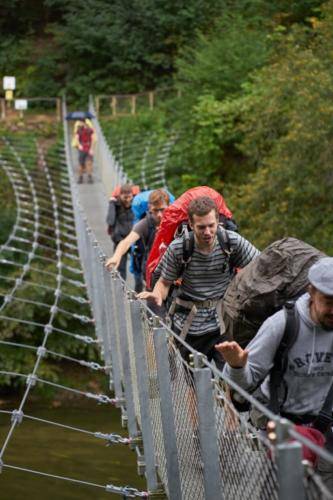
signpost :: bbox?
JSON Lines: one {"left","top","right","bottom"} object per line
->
{"left": 3, "top": 76, "right": 16, "bottom": 91}
{"left": 15, "top": 99, "right": 28, "bottom": 118}
{"left": 2, "top": 76, "right": 16, "bottom": 117}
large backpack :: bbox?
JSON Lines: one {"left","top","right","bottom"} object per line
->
{"left": 145, "top": 186, "right": 236, "bottom": 288}
{"left": 222, "top": 237, "right": 325, "bottom": 348}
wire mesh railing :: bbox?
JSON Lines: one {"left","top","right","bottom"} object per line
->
{"left": 90, "top": 96, "right": 176, "bottom": 192}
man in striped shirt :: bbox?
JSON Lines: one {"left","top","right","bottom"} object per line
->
{"left": 138, "top": 196, "right": 260, "bottom": 369}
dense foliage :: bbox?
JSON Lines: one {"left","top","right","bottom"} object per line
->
{"left": 0, "top": 0, "right": 228, "bottom": 102}
{"left": 101, "top": 0, "right": 332, "bottom": 255}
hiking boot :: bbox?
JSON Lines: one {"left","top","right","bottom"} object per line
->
{"left": 77, "top": 175, "right": 83, "bottom": 184}
{"left": 88, "top": 175, "right": 93, "bottom": 184}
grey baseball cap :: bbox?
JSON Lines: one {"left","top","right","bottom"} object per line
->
{"left": 308, "top": 257, "right": 333, "bottom": 296}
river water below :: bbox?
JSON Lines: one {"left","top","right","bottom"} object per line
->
{"left": 0, "top": 398, "right": 146, "bottom": 500}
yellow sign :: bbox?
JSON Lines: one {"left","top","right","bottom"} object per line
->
{"left": 5, "top": 90, "right": 13, "bottom": 101}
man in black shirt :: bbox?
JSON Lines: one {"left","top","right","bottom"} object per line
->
{"left": 106, "top": 189, "right": 170, "bottom": 289}
{"left": 106, "top": 184, "right": 134, "bottom": 280}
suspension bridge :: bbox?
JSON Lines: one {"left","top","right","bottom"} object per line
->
{"left": 0, "top": 98, "right": 332, "bottom": 500}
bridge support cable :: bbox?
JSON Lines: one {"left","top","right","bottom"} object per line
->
{"left": 1, "top": 464, "right": 149, "bottom": 498}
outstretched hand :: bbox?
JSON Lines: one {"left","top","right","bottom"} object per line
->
{"left": 105, "top": 255, "right": 120, "bottom": 270}
{"left": 137, "top": 291, "right": 162, "bottom": 306}
{"left": 215, "top": 341, "right": 248, "bottom": 368}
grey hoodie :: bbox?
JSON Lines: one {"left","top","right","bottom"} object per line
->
{"left": 224, "top": 293, "right": 333, "bottom": 415}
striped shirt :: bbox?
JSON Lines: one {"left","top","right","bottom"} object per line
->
{"left": 159, "top": 230, "right": 260, "bottom": 335}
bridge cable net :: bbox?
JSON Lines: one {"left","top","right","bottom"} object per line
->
{"left": 89, "top": 99, "right": 333, "bottom": 500}
{"left": 95, "top": 91, "right": 177, "bottom": 191}
{"left": 0, "top": 134, "right": 148, "bottom": 498}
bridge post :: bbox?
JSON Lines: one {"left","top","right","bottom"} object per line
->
{"left": 95, "top": 254, "right": 112, "bottom": 367}
{"left": 153, "top": 327, "right": 182, "bottom": 500}
{"left": 275, "top": 420, "right": 305, "bottom": 500}
{"left": 114, "top": 278, "right": 139, "bottom": 438}
{"left": 129, "top": 298, "right": 159, "bottom": 491}
{"left": 102, "top": 268, "right": 124, "bottom": 400}
{"left": 90, "top": 240, "right": 104, "bottom": 343}
{"left": 194, "top": 364, "right": 223, "bottom": 499}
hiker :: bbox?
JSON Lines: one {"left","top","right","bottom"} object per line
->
{"left": 216, "top": 257, "right": 333, "bottom": 489}
{"left": 138, "top": 195, "right": 260, "bottom": 369}
{"left": 105, "top": 189, "right": 170, "bottom": 291}
{"left": 106, "top": 183, "right": 135, "bottom": 282}
{"left": 73, "top": 118, "right": 96, "bottom": 184}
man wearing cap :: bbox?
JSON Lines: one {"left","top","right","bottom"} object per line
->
{"left": 216, "top": 257, "right": 333, "bottom": 489}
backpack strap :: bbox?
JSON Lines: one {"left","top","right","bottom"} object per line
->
{"left": 145, "top": 214, "right": 156, "bottom": 252}
{"left": 217, "top": 226, "right": 235, "bottom": 275}
{"left": 269, "top": 301, "right": 299, "bottom": 414}
{"left": 178, "top": 226, "right": 194, "bottom": 279}
{"left": 216, "top": 225, "right": 231, "bottom": 255}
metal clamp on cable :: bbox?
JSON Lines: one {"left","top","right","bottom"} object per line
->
{"left": 105, "top": 485, "right": 148, "bottom": 497}
{"left": 44, "top": 324, "right": 53, "bottom": 335}
{"left": 74, "top": 334, "right": 96, "bottom": 344}
{"left": 26, "top": 374, "right": 37, "bottom": 387}
{"left": 73, "top": 314, "right": 94, "bottom": 324}
{"left": 86, "top": 393, "right": 117, "bottom": 405}
{"left": 4, "top": 295, "right": 12, "bottom": 304}
{"left": 11, "top": 409, "right": 24, "bottom": 425}
{"left": 94, "top": 432, "right": 131, "bottom": 445}
{"left": 79, "top": 360, "right": 103, "bottom": 371}
{"left": 37, "top": 346, "right": 46, "bottom": 358}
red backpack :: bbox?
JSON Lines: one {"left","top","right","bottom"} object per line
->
{"left": 78, "top": 125, "right": 94, "bottom": 152}
{"left": 145, "top": 186, "right": 235, "bottom": 288}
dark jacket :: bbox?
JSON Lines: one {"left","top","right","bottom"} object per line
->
{"left": 106, "top": 199, "right": 134, "bottom": 245}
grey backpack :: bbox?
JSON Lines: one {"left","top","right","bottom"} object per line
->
{"left": 222, "top": 237, "right": 325, "bottom": 348}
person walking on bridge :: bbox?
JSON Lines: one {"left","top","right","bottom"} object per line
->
{"left": 72, "top": 118, "right": 96, "bottom": 184}
{"left": 106, "top": 189, "right": 170, "bottom": 292}
{"left": 138, "top": 196, "right": 260, "bottom": 369}
{"left": 106, "top": 184, "right": 135, "bottom": 281}
{"left": 216, "top": 257, "right": 333, "bottom": 490}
